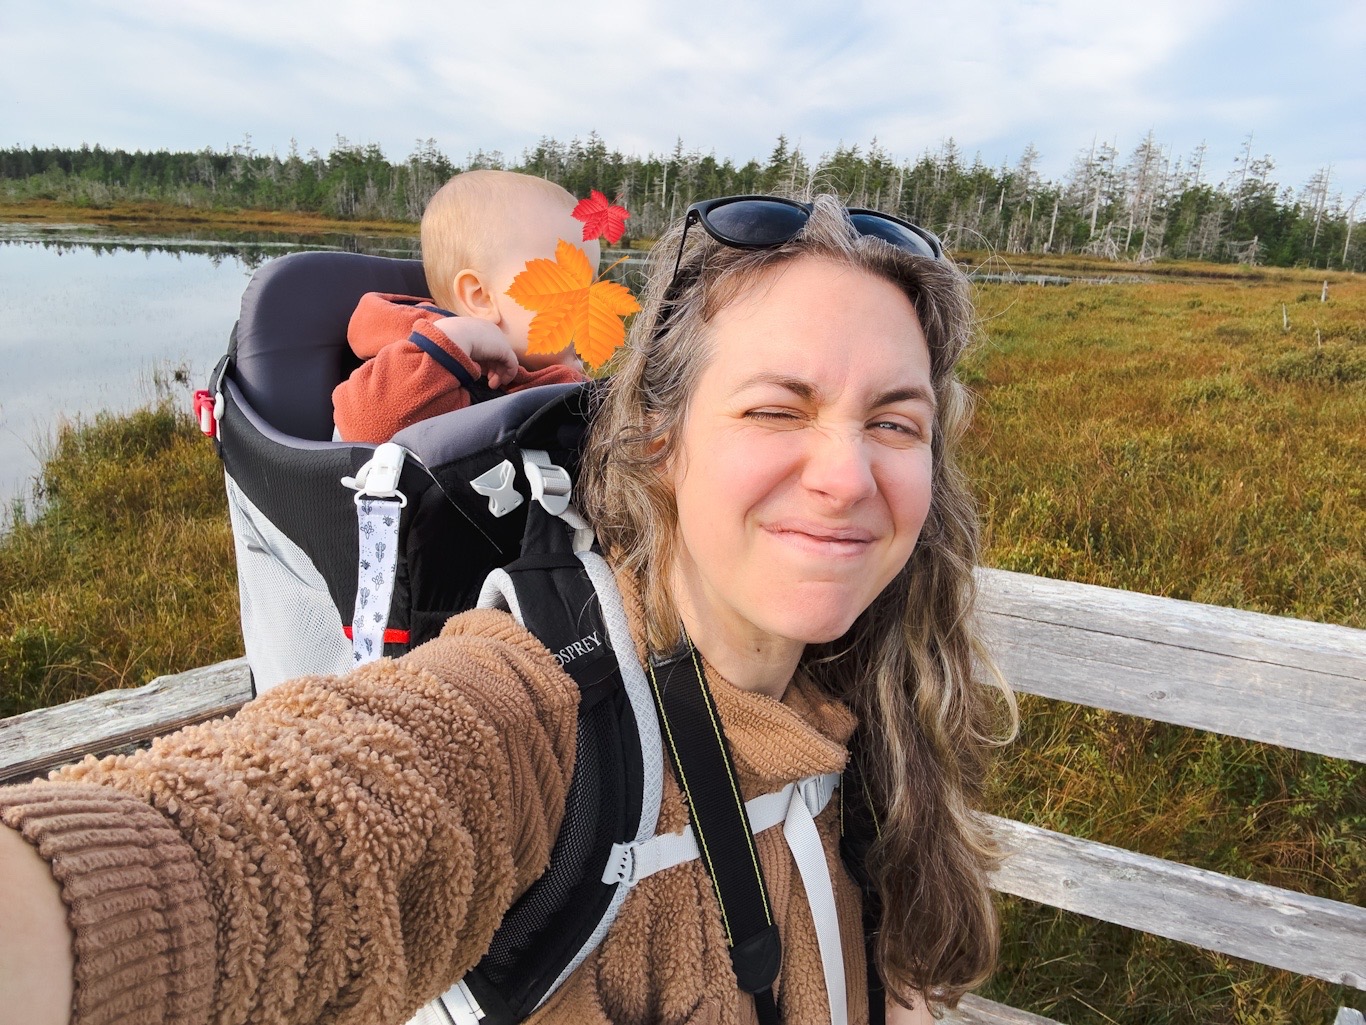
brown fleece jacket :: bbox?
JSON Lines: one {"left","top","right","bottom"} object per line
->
{"left": 0, "top": 589, "right": 868, "bottom": 1025}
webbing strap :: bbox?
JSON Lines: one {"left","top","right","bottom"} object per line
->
{"left": 410, "top": 331, "right": 478, "bottom": 389}
{"left": 349, "top": 497, "right": 402, "bottom": 665}
{"left": 783, "top": 778, "right": 847, "bottom": 1025}
{"left": 600, "top": 772, "right": 846, "bottom": 1025}
{"left": 409, "top": 329, "right": 502, "bottom": 403}
{"left": 601, "top": 774, "right": 838, "bottom": 886}
{"left": 647, "top": 642, "right": 782, "bottom": 1015}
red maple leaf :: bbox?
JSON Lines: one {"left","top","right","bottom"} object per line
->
{"left": 572, "top": 189, "right": 630, "bottom": 244}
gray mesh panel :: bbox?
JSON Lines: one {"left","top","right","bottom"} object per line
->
{"left": 226, "top": 472, "right": 353, "bottom": 692}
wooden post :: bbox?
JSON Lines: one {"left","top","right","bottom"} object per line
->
{"left": 1322, "top": 280, "right": 1329, "bottom": 302}
{"left": 1282, "top": 304, "right": 1290, "bottom": 332}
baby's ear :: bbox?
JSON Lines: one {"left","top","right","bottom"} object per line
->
{"left": 450, "top": 270, "right": 499, "bottom": 321}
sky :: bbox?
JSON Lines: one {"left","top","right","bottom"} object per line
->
{"left": 3, "top": 0, "right": 1364, "bottom": 205}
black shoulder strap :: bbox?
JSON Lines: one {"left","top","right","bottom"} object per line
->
{"left": 460, "top": 550, "right": 632, "bottom": 1024}
{"left": 647, "top": 641, "right": 783, "bottom": 1025}
{"left": 502, "top": 551, "right": 621, "bottom": 704}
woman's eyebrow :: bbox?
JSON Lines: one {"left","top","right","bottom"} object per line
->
{"left": 737, "top": 372, "right": 818, "bottom": 400}
{"left": 874, "top": 384, "right": 938, "bottom": 412}
{"left": 738, "top": 373, "right": 937, "bottom": 412}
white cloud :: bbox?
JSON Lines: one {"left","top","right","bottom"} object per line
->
{"left": 1, "top": 0, "right": 1360, "bottom": 196}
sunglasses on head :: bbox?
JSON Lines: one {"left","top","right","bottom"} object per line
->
{"left": 669, "top": 194, "right": 944, "bottom": 283}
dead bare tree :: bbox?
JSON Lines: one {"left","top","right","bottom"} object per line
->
{"left": 1344, "top": 189, "right": 1365, "bottom": 266}
{"left": 1303, "top": 166, "right": 1333, "bottom": 255}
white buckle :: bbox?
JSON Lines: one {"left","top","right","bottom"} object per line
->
{"left": 798, "top": 773, "right": 837, "bottom": 816}
{"left": 341, "top": 442, "right": 408, "bottom": 507}
{"left": 470, "top": 460, "right": 524, "bottom": 517}
{"left": 601, "top": 842, "right": 637, "bottom": 886}
{"left": 522, "top": 449, "right": 572, "bottom": 516}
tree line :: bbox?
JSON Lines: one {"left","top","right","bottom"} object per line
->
{"left": 3, "top": 132, "right": 1362, "bottom": 270}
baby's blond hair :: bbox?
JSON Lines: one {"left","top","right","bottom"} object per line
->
{"left": 421, "top": 170, "right": 578, "bottom": 310}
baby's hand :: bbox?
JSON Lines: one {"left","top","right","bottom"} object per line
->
{"left": 434, "top": 318, "right": 520, "bottom": 390}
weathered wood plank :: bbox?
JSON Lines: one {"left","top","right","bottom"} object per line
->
{"left": 944, "top": 994, "right": 1065, "bottom": 1024}
{"left": 987, "top": 815, "right": 1366, "bottom": 989}
{"left": 0, "top": 658, "right": 252, "bottom": 784}
{"left": 977, "top": 568, "right": 1366, "bottom": 762}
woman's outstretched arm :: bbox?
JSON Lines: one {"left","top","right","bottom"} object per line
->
{"left": 0, "top": 822, "right": 73, "bottom": 1025}
{"left": 0, "top": 609, "right": 578, "bottom": 1025}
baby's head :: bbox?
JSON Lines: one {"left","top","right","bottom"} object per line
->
{"left": 421, "top": 170, "right": 600, "bottom": 369}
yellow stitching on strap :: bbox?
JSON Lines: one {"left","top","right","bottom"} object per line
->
{"left": 647, "top": 658, "right": 734, "bottom": 945}
{"left": 687, "top": 643, "right": 773, "bottom": 926}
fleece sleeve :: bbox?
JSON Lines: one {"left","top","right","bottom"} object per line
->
{"left": 332, "top": 292, "right": 485, "bottom": 443}
{"left": 0, "top": 609, "right": 579, "bottom": 1025}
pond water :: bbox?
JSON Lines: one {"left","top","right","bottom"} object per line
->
{"left": 0, "top": 223, "right": 423, "bottom": 511}
{"left": 4, "top": 221, "right": 1098, "bottom": 513}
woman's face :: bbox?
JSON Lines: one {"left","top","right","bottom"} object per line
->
{"left": 667, "top": 255, "right": 936, "bottom": 679}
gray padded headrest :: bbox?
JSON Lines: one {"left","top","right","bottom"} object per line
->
{"left": 232, "top": 251, "right": 427, "bottom": 441}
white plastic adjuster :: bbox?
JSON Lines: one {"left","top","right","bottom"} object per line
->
{"left": 601, "top": 842, "right": 637, "bottom": 887}
{"left": 522, "top": 449, "right": 572, "bottom": 516}
{"left": 470, "top": 459, "right": 524, "bottom": 517}
{"left": 341, "top": 442, "right": 408, "bottom": 507}
{"left": 798, "top": 772, "right": 838, "bottom": 817}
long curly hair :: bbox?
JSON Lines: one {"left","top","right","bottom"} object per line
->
{"left": 576, "top": 194, "right": 1016, "bottom": 1010}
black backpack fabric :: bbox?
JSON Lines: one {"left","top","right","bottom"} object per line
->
{"left": 208, "top": 251, "right": 668, "bottom": 1022}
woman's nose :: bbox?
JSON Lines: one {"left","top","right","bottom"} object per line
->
{"left": 800, "top": 427, "right": 877, "bottom": 506}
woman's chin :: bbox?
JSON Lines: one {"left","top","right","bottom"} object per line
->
{"left": 765, "top": 602, "right": 862, "bottom": 648}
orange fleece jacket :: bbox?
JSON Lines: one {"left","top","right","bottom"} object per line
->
{"left": 0, "top": 581, "right": 868, "bottom": 1025}
{"left": 332, "top": 292, "right": 588, "bottom": 444}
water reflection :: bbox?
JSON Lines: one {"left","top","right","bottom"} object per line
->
{"left": 0, "top": 221, "right": 421, "bottom": 269}
{"left": 0, "top": 223, "right": 420, "bottom": 512}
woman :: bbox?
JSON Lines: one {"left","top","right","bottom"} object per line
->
{"left": 0, "top": 195, "right": 1014, "bottom": 1025}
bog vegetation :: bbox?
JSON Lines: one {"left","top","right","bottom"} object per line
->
{"left": 960, "top": 268, "right": 1364, "bottom": 1024}
{"left": 1, "top": 265, "right": 1362, "bottom": 1024}
{"left": 3, "top": 131, "right": 1364, "bottom": 270}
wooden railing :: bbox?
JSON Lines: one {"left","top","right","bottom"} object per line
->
{"left": 2, "top": 569, "right": 1363, "bottom": 1025}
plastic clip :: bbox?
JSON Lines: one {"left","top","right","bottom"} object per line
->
{"left": 522, "top": 449, "right": 572, "bottom": 517}
{"left": 601, "top": 842, "right": 637, "bottom": 886}
{"left": 798, "top": 773, "right": 838, "bottom": 817}
{"left": 471, "top": 459, "right": 524, "bottom": 517}
{"left": 341, "top": 442, "right": 409, "bottom": 507}
{"left": 192, "top": 390, "right": 222, "bottom": 438}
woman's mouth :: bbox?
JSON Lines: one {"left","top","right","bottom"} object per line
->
{"left": 763, "top": 520, "right": 875, "bottom": 557}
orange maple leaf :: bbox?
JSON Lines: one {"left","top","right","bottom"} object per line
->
{"left": 506, "top": 240, "right": 640, "bottom": 369}
{"left": 572, "top": 189, "right": 630, "bottom": 244}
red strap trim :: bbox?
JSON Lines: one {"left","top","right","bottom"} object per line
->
{"left": 342, "top": 625, "right": 411, "bottom": 645}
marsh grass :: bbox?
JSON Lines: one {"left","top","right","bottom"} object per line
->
{"left": 964, "top": 270, "right": 1365, "bottom": 1023}
{"left": 965, "top": 273, "right": 1364, "bottom": 624}
{"left": 0, "top": 403, "right": 239, "bottom": 716}
{"left": 0, "top": 264, "right": 1361, "bottom": 1023}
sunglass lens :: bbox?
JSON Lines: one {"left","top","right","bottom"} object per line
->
{"left": 706, "top": 200, "right": 809, "bottom": 247}
{"left": 849, "top": 213, "right": 940, "bottom": 259}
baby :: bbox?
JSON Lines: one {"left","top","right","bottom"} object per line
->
{"left": 333, "top": 170, "right": 596, "bottom": 443}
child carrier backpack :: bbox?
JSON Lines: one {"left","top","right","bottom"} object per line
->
{"left": 202, "top": 250, "right": 880, "bottom": 1025}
